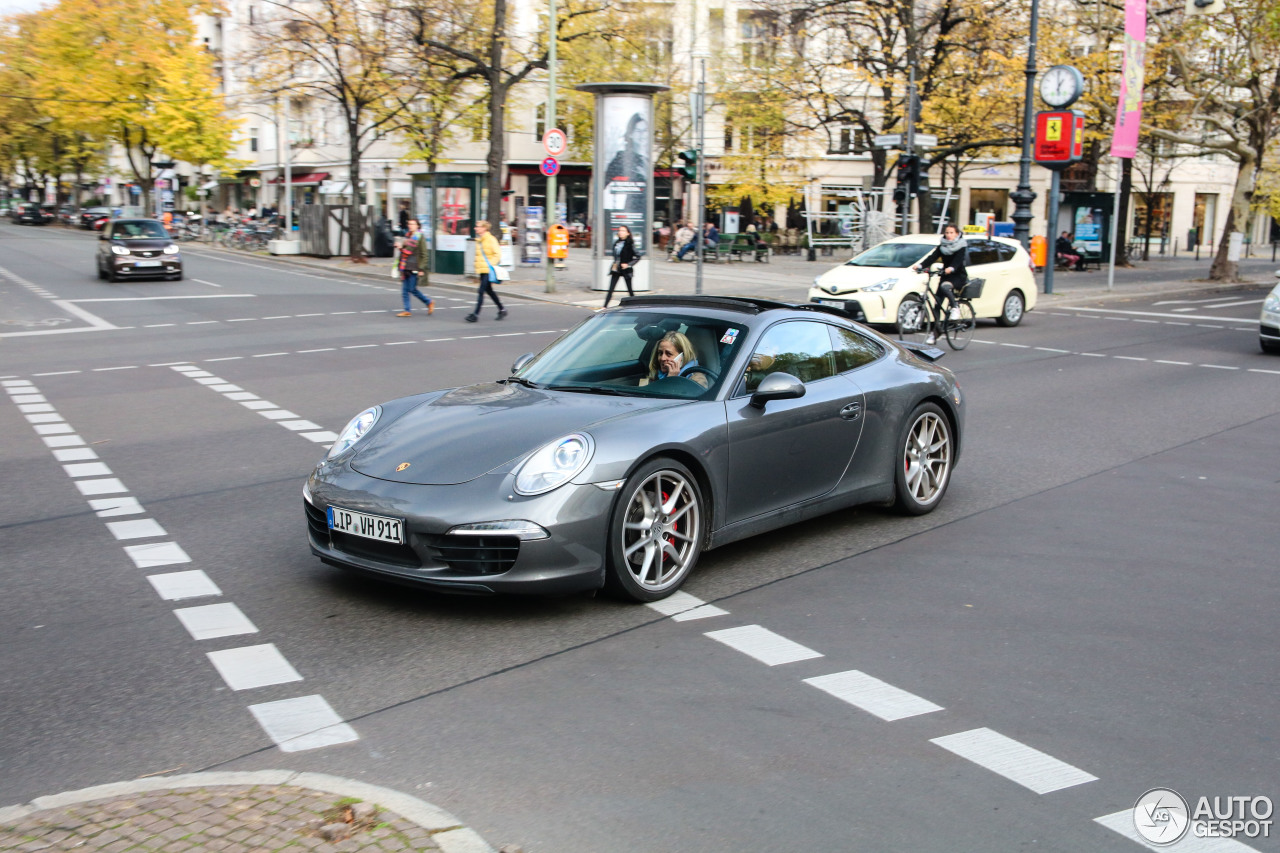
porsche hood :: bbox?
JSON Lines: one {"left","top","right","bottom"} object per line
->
{"left": 349, "top": 382, "right": 680, "bottom": 485}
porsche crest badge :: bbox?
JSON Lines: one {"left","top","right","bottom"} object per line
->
{"left": 396, "top": 462, "right": 411, "bottom": 472}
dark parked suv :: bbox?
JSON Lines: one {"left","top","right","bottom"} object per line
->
{"left": 97, "top": 218, "right": 183, "bottom": 281}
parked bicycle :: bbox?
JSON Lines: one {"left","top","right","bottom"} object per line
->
{"left": 897, "top": 267, "right": 980, "bottom": 351}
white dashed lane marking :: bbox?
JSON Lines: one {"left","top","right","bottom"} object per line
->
{"left": 1094, "top": 811, "right": 1260, "bottom": 851}
{"left": 206, "top": 644, "right": 304, "bottom": 691}
{"left": 174, "top": 602, "right": 259, "bottom": 641}
{"left": 803, "top": 670, "right": 944, "bottom": 722}
{"left": 930, "top": 728, "right": 1098, "bottom": 794}
{"left": 2, "top": 380, "right": 357, "bottom": 752}
{"left": 646, "top": 591, "right": 730, "bottom": 621}
{"left": 170, "top": 364, "right": 340, "bottom": 446}
{"left": 148, "top": 570, "right": 222, "bottom": 601}
{"left": 248, "top": 696, "right": 360, "bottom": 753}
{"left": 704, "top": 625, "right": 824, "bottom": 666}
{"left": 971, "top": 339, "right": 1275, "bottom": 376}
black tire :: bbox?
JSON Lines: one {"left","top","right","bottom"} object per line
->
{"left": 897, "top": 295, "right": 929, "bottom": 343}
{"left": 96, "top": 262, "right": 107, "bottom": 281}
{"left": 892, "top": 402, "right": 954, "bottom": 516}
{"left": 169, "top": 272, "right": 184, "bottom": 281}
{"left": 1262, "top": 337, "right": 1280, "bottom": 355}
{"left": 997, "top": 289, "right": 1025, "bottom": 327}
{"left": 604, "top": 457, "right": 705, "bottom": 602}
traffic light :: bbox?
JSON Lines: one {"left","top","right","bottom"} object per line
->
{"left": 677, "top": 149, "right": 699, "bottom": 183}
{"left": 894, "top": 155, "right": 916, "bottom": 203}
{"left": 912, "top": 158, "right": 930, "bottom": 197}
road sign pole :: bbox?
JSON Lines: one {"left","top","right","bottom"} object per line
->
{"left": 695, "top": 57, "right": 706, "bottom": 295}
{"left": 544, "top": 0, "right": 558, "bottom": 293}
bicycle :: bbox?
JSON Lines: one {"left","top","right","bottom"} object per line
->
{"left": 897, "top": 268, "right": 979, "bottom": 351}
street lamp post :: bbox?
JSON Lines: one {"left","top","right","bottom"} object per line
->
{"left": 545, "top": 0, "right": 558, "bottom": 294}
{"left": 1010, "top": 0, "right": 1042, "bottom": 249}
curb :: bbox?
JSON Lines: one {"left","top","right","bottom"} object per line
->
{"left": 1039, "top": 279, "right": 1264, "bottom": 305}
{"left": 0, "top": 770, "right": 495, "bottom": 853}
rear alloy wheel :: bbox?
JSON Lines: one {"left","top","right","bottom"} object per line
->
{"left": 944, "top": 301, "right": 976, "bottom": 350}
{"left": 605, "top": 457, "right": 704, "bottom": 602}
{"left": 893, "top": 402, "right": 953, "bottom": 515}
{"left": 997, "top": 289, "right": 1025, "bottom": 327}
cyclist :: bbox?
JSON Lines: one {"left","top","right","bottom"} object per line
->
{"left": 912, "top": 223, "right": 969, "bottom": 345}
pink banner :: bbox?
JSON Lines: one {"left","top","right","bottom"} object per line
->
{"left": 1110, "top": 0, "right": 1146, "bottom": 158}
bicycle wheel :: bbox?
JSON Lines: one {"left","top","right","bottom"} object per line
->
{"left": 945, "top": 300, "right": 976, "bottom": 350}
{"left": 896, "top": 296, "right": 931, "bottom": 344}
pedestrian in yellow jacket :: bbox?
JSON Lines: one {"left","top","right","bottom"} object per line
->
{"left": 467, "top": 220, "right": 507, "bottom": 322}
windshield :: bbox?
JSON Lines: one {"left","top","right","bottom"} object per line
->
{"left": 515, "top": 311, "right": 748, "bottom": 400}
{"left": 113, "top": 221, "right": 169, "bottom": 240}
{"left": 846, "top": 242, "right": 933, "bottom": 268}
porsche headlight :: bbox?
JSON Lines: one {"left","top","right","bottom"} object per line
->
{"left": 513, "top": 433, "right": 594, "bottom": 496}
{"left": 163, "top": 244, "right": 180, "bottom": 255}
{"left": 862, "top": 277, "right": 898, "bottom": 292}
{"left": 111, "top": 245, "right": 130, "bottom": 255}
{"left": 1264, "top": 292, "right": 1280, "bottom": 313}
{"left": 326, "top": 406, "right": 381, "bottom": 459}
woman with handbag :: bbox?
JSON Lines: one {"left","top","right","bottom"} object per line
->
{"left": 467, "top": 220, "right": 508, "bottom": 323}
{"left": 395, "top": 217, "right": 433, "bottom": 317}
{"left": 602, "top": 225, "right": 640, "bottom": 308}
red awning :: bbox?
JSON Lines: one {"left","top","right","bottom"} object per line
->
{"left": 269, "top": 171, "right": 330, "bottom": 185}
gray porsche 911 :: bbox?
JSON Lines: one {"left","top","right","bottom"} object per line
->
{"left": 304, "top": 295, "right": 963, "bottom": 602}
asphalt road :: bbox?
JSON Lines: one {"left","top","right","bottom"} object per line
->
{"left": 1, "top": 221, "right": 1277, "bottom": 852}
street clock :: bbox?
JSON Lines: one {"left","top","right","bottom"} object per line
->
{"left": 1039, "top": 65, "right": 1084, "bottom": 109}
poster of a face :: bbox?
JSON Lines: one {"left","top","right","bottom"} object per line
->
{"left": 599, "top": 95, "right": 651, "bottom": 251}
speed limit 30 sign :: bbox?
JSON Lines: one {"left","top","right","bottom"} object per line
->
{"left": 543, "top": 128, "right": 567, "bottom": 157}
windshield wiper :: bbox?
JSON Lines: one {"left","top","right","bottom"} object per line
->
{"left": 503, "top": 376, "right": 541, "bottom": 389}
{"left": 546, "top": 384, "right": 627, "bottom": 396}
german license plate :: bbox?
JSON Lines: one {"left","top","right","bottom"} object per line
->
{"left": 135, "top": 260, "right": 162, "bottom": 267}
{"left": 327, "top": 505, "right": 404, "bottom": 544}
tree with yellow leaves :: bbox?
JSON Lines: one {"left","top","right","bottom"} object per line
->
{"left": 31, "top": 0, "right": 238, "bottom": 207}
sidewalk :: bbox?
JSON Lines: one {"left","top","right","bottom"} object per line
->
{"left": 0, "top": 771, "right": 510, "bottom": 853}
{"left": 193, "top": 242, "right": 1278, "bottom": 311}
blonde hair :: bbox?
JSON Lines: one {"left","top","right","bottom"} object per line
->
{"left": 475, "top": 220, "right": 491, "bottom": 231}
{"left": 648, "top": 331, "right": 698, "bottom": 379}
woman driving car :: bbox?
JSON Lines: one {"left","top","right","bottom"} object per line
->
{"left": 641, "top": 331, "right": 712, "bottom": 388}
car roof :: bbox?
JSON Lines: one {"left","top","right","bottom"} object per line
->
{"left": 110, "top": 218, "right": 166, "bottom": 227}
{"left": 617, "top": 294, "right": 857, "bottom": 323}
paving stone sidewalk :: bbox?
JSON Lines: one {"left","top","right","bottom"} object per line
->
{"left": 190, "top": 242, "right": 1278, "bottom": 312}
{"left": 0, "top": 772, "right": 498, "bottom": 853}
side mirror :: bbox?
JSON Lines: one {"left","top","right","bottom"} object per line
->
{"left": 750, "top": 372, "right": 805, "bottom": 409}
{"left": 511, "top": 352, "right": 536, "bottom": 374}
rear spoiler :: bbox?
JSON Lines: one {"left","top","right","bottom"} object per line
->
{"left": 898, "top": 341, "right": 946, "bottom": 362}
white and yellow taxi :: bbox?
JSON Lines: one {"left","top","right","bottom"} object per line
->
{"left": 808, "top": 235, "right": 1037, "bottom": 329}
{"left": 1260, "top": 273, "right": 1280, "bottom": 354}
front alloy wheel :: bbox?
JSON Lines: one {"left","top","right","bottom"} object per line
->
{"left": 893, "top": 403, "right": 953, "bottom": 515}
{"left": 897, "top": 296, "right": 928, "bottom": 343}
{"left": 606, "top": 458, "right": 704, "bottom": 601}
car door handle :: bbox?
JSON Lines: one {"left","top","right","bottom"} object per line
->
{"left": 840, "top": 402, "right": 862, "bottom": 420}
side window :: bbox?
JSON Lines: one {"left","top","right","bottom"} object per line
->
{"left": 966, "top": 241, "right": 998, "bottom": 266}
{"left": 743, "top": 321, "right": 836, "bottom": 391}
{"left": 995, "top": 243, "right": 1018, "bottom": 263}
{"left": 830, "top": 325, "right": 884, "bottom": 372}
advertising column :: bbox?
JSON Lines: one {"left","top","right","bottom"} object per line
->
{"left": 577, "top": 83, "right": 669, "bottom": 293}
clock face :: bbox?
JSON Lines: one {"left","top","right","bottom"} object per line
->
{"left": 1040, "top": 66, "right": 1082, "bottom": 108}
